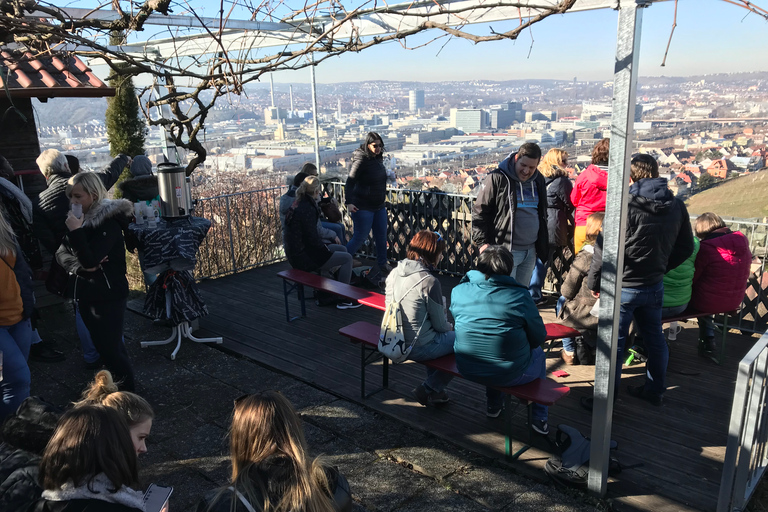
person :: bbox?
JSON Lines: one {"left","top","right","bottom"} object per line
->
{"left": 384, "top": 231, "right": 455, "bottom": 406}
{"left": 56, "top": 172, "right": 136, "bottom": 391}
{"left": 117, "top": 155, "right": 159, "bottom": 203}
{"left": 31, "top": 405, "right": 145, "bottom": 512}
{"left": 75, "top": 370, "right": 155, "bottom": 456}
{"left": 571, "top": 138, "right": 609, "bottom": 253}
{"left": 345, "top": 132, "right": 390, "bottom": 272}
{"left": 586, "top": 154, "right": 694, "bottom": 408}
{"left": 0, "top": 210, "right": 34, "bottom": 421}
{"left": 556, "top": 212, "right": 604, "bottom": 365}
{"left": 471, "top": 142, "right": 548, "bottom": 288}
{"left": 196, "top": 391, "right": 352, "bottom": 512}
{"left": 529, "top": 148, "right": 574, "bottom": 303}
{"left": 280, "top": 172, "right": 341, "bottom": 246}
{"left": 284, "top": 176, "right": 360, "bottom": 310}
{"left": 450, "top": 245, "right": 549, "bottom": 433}
{"left": 689, "top": 212, "right": 752, "bottom": 354}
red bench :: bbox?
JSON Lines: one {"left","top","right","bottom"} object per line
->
{"left": 339, "top": 320, "right": 571, "bottom": 460}
{"left": 277, "top": 268, "right": 385, "bottom": 321}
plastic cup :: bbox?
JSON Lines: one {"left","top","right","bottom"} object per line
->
{"left": 71, "top": 203, "right": 83, "bottom": 218}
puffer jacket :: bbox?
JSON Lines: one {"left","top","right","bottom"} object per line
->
{"left": 570, "top": 164, "right": 607, "bottom": 226}
{"left": 588, "top": 178, "right": 694, "bottom": 291}
{"left": 471, "top": 155, "right": 549, "bottom": 263}
{"left": 451, "top": 270, "right": 546, "bottom": 384}
{"left": 690, "top": 228, "right": 752, "bottom": 313}
{"left": 117, "top": 175, "right": 159, "bottom": 203}
{"left": 55, "top": 199, "right": 132, "bottom": 302}
{"left": 662, "top": 236, "right": 700, "bottom": 308}
{"left": 284, "top": 195, "right": 333, "bottom": 272}
{"left": 545, "top": 173, "right": 574, "bottom": 248}
{"left": 344, "top": 148, "right": 387, "bottom": 211}
{"left": 384, "top": 259, "right": 451, "bottom": 349}
{"left": 557, "top": 245, "right": 598, "bottom": 332}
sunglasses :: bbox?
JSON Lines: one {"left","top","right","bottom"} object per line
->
{"left": 369, "top": 143, "right": 383, "bottom": 149}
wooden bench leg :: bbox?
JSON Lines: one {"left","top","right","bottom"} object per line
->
{"left": 503, "top": 395, "right": 531, "bottom": 461}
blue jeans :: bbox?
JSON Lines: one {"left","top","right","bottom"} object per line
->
{"left": 346, "top": 207, "right": 388, "bottom": 266}
{"left": 617, "top": 281, "right": 667, "bottom": 396}
{"left": 408, "top": 331, "right": 456, "bottom": 393}
{"left": 486, "top": 346, "right": 548, "bottom": 422}
{"left": 660, "top": 303, "right": 687, "bottom": 318}
{"left": 555, "top": 296, "right": 575, "bottom": 353}
{"left": 510, "top": 248, "right": 536, "bottom": 288}
{"left": 529, "top": 258, "right": 546, "bottom": 302}
{"left": 0, "top": 318, "right": 32, "bottom": 420}
{"left": 75, "top": 304, "right": 100, "bottom": 364}
{"left": 699, "top": 316, "right": 715, "bottom": 338}
{"left": 321, "top": 221, "right": 345, "bottom": 244}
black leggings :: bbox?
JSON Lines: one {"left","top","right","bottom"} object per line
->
{"left": 78, "top": 298, "right": 135, "bottom": 391}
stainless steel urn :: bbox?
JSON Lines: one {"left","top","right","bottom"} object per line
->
{"left": 157, "top": 163, "right": 192, "bottom": 219}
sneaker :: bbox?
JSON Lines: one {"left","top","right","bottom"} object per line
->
{"left": 531, "top": 419, "right": 550, "bottom": 435}
{"left": 486, "top": 404, "right": 503, "bottom": 418}
{"left": 29, "top": 342, "right": 65, "bottom": 363}
{"left": 699, "top": 337, "right": 716, "bottom": 355}
{"left": 412, "top": 384, "right": 430, "bottom": 406}
{"left": 626, "top": 385, "right": 663, "bottom": 406}
{"left": 560, "top": 349, "right": 575, "bottom": 365}
{"left": 429, "top": 390, "right": 450, "bottom": 404}
{"left": 336, "top": 301, "right": 362, "bottom": 310}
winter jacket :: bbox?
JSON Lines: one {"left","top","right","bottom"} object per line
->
{"left": 0, "top": 178, "right": 42, "bottom": 269}
{"left": 558, "top": 245, "right": 598, "bottom": 332}
{"left": 662, "top": 236, "right": 700, "bottom": 308}
{"left": 544, "top": 173, "right": 574, "bottom": 248}
{"left": 0, "top": 241, "right": 34, "bottom": 324}
{"left": 30, "top": 473, "right": 144, "bottom": 512}
{"left": 689, "top": 228, "right": 752, "bottom": 313}
{"left": 570, "top": 164, "right": 608, "bottom": 226}
{"left": 344, "top": 148, "right": 388, "bottom": 211}
{"left": 117, "top": 175, "right": 159, "bottom": 203}
{"left": 384, "top": 259, "right": 452, "bottom": 350}
{"left": 284, "top": 195, "right": 333, "bottom": 272}
{"left": 587, "top": 177, "right": 694, "bottom": 291}
{"left": 451, "top": 270, "right": 547, "bottom": 384}
{"left": 279, "top": 188, "right": 337, "bottom": 243}
{"left": 471, "top": 155, "right": 549, "bottom": 262}
{"left": 55, "top": 199, "right": 132, "bottom": 302}
{"left": 196, "top": 455, "right": 352, "bottom": 512}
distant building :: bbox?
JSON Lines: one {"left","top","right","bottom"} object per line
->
{"left": 489, "top": 102, "right": 524, "bottom": 130}
{"left": 451, "top": 108, "right": 488, "bottom": 133}
{"left": 409, "top": 90, "right": 425, "bottom": 112}
{"left": 264, "top": 107, "right": 287, "bottom": 125}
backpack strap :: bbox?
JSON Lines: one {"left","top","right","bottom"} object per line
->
{"left": 395, "top": 273, "right": 431, "bottom": 354}
{"left": 227, "top": 487, "right": 258, "bottom": 512}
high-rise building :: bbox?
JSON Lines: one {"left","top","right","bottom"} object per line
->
{"left": 451, "top": 108, "right": 487, "bottom": 133}
{"left": 409, "top": 90, "right": 425, "bottom": 112}
{"left": 489, "top": 102, "right": 524, "bottom": 129}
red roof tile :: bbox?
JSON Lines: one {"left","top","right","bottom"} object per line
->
{"left": 0, "top": 49, "right": 114, "bottom": 99}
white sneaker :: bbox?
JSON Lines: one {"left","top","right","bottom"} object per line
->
{"left": 336, "top": 301, "right": 362, "bottom": 310}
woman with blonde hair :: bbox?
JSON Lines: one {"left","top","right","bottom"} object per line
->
{"left": 529, "top": 148, "right": 574, "bottom": 303}
{"left": 197, "top": 391, "right": 352, "bottom": 512}
{"left": 56, "top": 172, "right": 136, "bottom": 390}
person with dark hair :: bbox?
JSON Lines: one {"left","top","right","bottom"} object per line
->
{"left": 471, "top": 142, "right": 548, "bottom": 288}
{"left": 345, "top": 132, "right": 390, "bottom": 271}
{"left": 117, "top": 155, "right": 159, "bottom": 203}
{"left": 450, "top": 245, "right": 549, "bottom": 430}
{"left": 300, "top": 162, "right": 318, "bottom": 176}
{"left": 384, "top": 231, "right": 454, "bottom": 406}
{"left": 65, "top": 155, "right": 80, "bottom": 175}
{"left": 571, "top": 138, "right": 610, "bottom": 252}
{"left": 31, "top": 405, "right": 145, "bottom": 512}
{"left": 585, "top": 153, "right": 694, "bottom": 408}
{"left": 197, "top": 391, "right": 351, "bottom": 512}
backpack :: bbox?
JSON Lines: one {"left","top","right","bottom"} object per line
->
{"left": 379, "top": 273, "right": 430, "bottom": 363}
{"left": 544, "top": 424, "right": 620, "bottom": 488}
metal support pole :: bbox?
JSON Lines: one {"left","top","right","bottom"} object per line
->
{"left": 153, "top": 61, "right": 181, "bottom": 164}
{"left": 587, "top": 0, "right": 646, "bottom": 497}
{"left": 310, "top": 55, "right": 321, "bottom": 172}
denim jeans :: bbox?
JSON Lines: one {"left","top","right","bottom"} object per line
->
{"left": 660, "top": 303, "right": 687, "bottom": 318}
{"left": 486, "top": 346, "right": 548, "bottom": 422}
{"left": 75, "top": 304, "right": 100, "bottom": 364}
{"left": 346, "top": 207, "right": 388, "bottom": 266}
{"left": 510, "top": 248, "right": 536, "bottom": 288}
{"left": 321, "top": 221, "right": 345, "bottom": 244}
{"left": 408, "top": 331, "right": 456, "bottom": 393}
{"left": 555, "top": 296, "right": 575, "bottom": 353}
{"left": 529, "top": 258, "right": 546, "bottom": 303}
{"left": 699, "top": 316, "right": 715, "bottom": 338}
{"left": 0, "top": 318, "right": 32, "bottom": 420}
{"left": 617, "top": 281, "right": 667, "bottom": 397}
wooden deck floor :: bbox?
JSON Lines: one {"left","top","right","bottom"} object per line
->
{"left": 197, "top": 261, "right": 757, "bottom": 512}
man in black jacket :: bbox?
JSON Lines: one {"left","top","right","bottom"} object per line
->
{"left": 471, "top": 142, "right": 548, "bottom": 287}
{"left": 586, "top": 154, "right": 694, "bottom": 407}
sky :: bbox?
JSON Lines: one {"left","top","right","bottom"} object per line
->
{"left": 75, "top": 0, "right": 768, "bottom": 83}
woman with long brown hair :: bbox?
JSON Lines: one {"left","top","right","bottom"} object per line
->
{"left": 197, "top": 391, "right": 351, "bottom": 512}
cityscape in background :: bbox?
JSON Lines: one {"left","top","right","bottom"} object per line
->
{"left": 34, "top": 72, "right": 768, "bottom": 201}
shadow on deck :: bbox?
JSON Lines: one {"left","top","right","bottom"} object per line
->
{"left": 198, "top": 261, "right": 756, "bottom": 512}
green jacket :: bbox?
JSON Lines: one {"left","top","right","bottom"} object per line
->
{"left": 662, "top": 236, "right": 700, "bottom": 308}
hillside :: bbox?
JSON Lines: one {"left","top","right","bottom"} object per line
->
{"left": 686, "top": 170, "right": 768, "bottom": 220}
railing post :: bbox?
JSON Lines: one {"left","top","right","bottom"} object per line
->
{"left": 225, "top": 195, "right": 236, "bottom": 273}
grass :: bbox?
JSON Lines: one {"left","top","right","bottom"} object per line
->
{"left": 686, "top": 170, "right": 768, "bottom": 219}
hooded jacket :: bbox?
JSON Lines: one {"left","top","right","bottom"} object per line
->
{"left": 689, "top": 228, "right": 752, "bottom": 313}
{"left": 450, "top": 270, "right": 547, "bottom": 383}
{"left": 587, "top": 177, "right": 694, "bottom": 291}
{"left": 662, "top": 236, "right": 700, "bottom": 308}
{"left": 570, "top": 164, "right": 608, "bottom": 226}
{"left": 384, "top": 259, "right": 451, "bottom": 350}
{"left": 117, "top": 176, "right": 159, "bottom": 203}
{"left": 344, "top": 148, "right": 387, "bottom": 211}
{"left": 471, "top": 154, "right": 549, "bottom": 262}
{"left": 55, "top": 199, "right": 133, "bottom": 302}
{"left": 544, "top": 173, "right": 574, "bottom": 248}
{"left": 30, "top": 473, "right": 144, "bottom": 512}
{"left": 284, "top": 195, "right": 334, "bottom": 272}
{"left": 557, "top": 244, "right": 598, "bottom": 332}
{"left": 0, "top": 178, "right": 41, "bottom": 269}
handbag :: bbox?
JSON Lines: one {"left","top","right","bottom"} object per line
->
{"left": 320, "top": 197, "right": 343, "bottom": 223}
{"left": 45, "top": 259, "right": 69, "bottom": 297}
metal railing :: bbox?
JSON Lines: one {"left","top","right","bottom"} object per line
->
{"left": 718, "top": 330, "right": 768, "bottom": 512}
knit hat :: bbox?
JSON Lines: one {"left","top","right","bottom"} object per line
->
{"left": 130, "top": 155, "right": 152, "bottom": 177}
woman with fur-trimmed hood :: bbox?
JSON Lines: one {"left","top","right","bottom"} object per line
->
{"left": 56, "top": 173, "right": 136, "bottom": 392}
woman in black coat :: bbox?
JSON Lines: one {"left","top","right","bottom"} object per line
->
{"left": 56, "top": 172, "right": 136, "bottom": 391}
